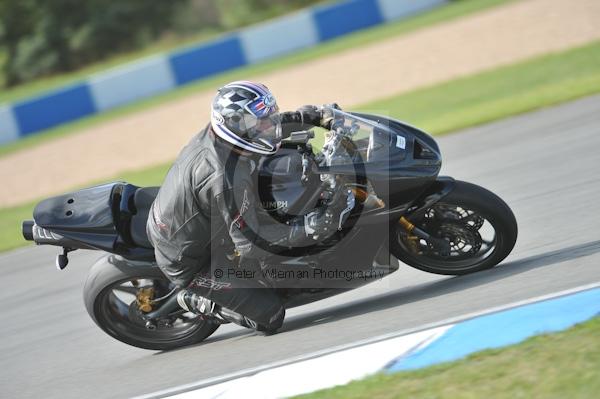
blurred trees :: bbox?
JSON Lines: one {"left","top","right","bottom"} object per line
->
{"left": 0, "top": 0, "right": 321, "bottom": 88}
{"left": 0, "top": 0, "right": 186, "bottom": 86}
{"left": 216, "top": 0, "right": 319, "bottom": 29}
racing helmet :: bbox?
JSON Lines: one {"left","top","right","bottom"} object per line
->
{"left": 211, "top": 81, "right": 282, "bottom": 155}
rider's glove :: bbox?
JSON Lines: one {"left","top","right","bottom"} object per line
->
{"left": 296, "top": 103, "right": 342, "bottom": 130}
{"left": 304, "top": 187, "right": 354, "bottom": 239}
{"left": 287, "top": 188, "right": 355, "bottom": 244}
{"left": 284, "top": 205, "right": 334, "bottom": 245}
{"left": 303, "top": 206, "right": 334, "bottom": 239}
{"left": 296, "top": 105, "right": 321, "bottom": 128}
{"left": 285, "top": 206, "right": 330, "bottom": 245}
{"left": 320, "top": 103, "right": 341, "bottom": 130}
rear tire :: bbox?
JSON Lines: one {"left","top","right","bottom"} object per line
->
{"left": 389, "top": 181, "right": 517, "bottom": 275}
{"left": 83, "top": 255, "right": 219, "bottom": 350}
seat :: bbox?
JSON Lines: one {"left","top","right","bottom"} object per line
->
{"left": 130, "top": 187, "right": 160, "bottom": 249}
{"left": 34, "top": 183, "right": 117, "bottom": 231}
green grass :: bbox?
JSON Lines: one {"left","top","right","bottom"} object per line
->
{"left": 0, "top": 0, "right": 513, "bottom": 158}
{"left": 4, "top": 40, "right": 600, "bottom": 254}
{"left": 3, "top": 161, "right": 172, "bottom": 252}
{"left": 295, "top": 316, "right": 600, "bottom": 399}
{"left": 360, "top": 41, "right": 600, "bottom": 135}
{"left": 0, "top": 204, "right": 36, "bottom": 252}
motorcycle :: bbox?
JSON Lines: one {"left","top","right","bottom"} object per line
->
{"left": 22, "top": 108, "right": 517, "bottom": 350}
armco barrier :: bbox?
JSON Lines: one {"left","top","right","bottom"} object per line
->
{"left": 169, "top": 35, "right": 247, "bottom": 85}
{"left": 13, "top": 83, "right": 96, "bottom": 136}
{"left": 239, "top": 10, "right": 319, "bottom": 64}
{"left": 0, "top": 105, "right": 19, "bottom": 145}
{"left": 313, "top": 0, "right": 384, "bottom": 41}
{"left": 90, "top": 56, "right": 176, "bottom": 112}
{"left": 0, "top": 0, "right": 447, "bottom": 144}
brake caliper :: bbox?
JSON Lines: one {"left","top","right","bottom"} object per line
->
{"left": 136, "top": 287, "right": 155, "bottom": 313}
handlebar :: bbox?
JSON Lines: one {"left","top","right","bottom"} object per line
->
{"left": 285, "top": 129, "right": 314, "bottom": 145}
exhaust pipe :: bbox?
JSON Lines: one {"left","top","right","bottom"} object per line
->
{"left": 22, "top": 220, "right": 34, "bottom": 241}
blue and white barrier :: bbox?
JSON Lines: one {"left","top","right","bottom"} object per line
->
{"left": 0, "top": 105, "right": 19, "bottom": 145}
{"left": 239, "top": 10, "right": 319, "bottom": 64}
{"left": 0, "top": 0, "right": 448, "bottom": 145}
{"left": 138, "top": 284, "right": 600, "bottom": 399}
{"left": 90, "top": 56, "right": 177, "bottom": 112}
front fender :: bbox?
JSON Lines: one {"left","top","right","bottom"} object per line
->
{"left": 405, "top": 176, "right": 456, "bottom": 220}
{"left": 350, "top": 176, "right": 455, "bottom": 226}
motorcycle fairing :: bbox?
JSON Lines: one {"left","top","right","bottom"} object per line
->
{"left": 258, "top": 112, "right": 443, "bottom": 222}
{"left": 34, "top": 183, "right": 116, "bottom": 233}
{"left": 32, "top": 182, "right": 155, "bottom": 258}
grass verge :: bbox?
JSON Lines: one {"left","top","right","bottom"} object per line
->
{"left": 3, "top": 40, "right": 600, "bottom": 254}
{"left": 294, "top": 317, "right": 600, "bottom": 399}
{"left": 1, "top": 162, "right": 172, "bottom": 253}
{"left": 362, "top": 41, "right": 600, "bottom": 134}
{"left": 0, "top": 0, "right": 513, "bottom": 158}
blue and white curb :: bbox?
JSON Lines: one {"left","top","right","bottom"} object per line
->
{"left": 177, "top": 327, "right": 452, "bottom": 399}
{"left": 387, "top": 285, "right": 600, "bottom": 372}
{"left": 0, "top": 0, "right": 448, "bottom": 144}
{"left": 137, "top": 283, "right": 600, "bottom": 399}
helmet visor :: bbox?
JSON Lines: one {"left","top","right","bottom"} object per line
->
{"left": 246, "top": 111, "right": 282, "bottom": 146}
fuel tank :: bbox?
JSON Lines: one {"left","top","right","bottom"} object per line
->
{"left": 257, "top": 145, "right": 321, "bottom": 217}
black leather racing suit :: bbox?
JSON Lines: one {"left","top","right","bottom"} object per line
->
{"left": 146, "top": 110, "right": 324, "bottom": 330}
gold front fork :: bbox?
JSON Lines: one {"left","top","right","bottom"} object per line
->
{"left": 399, "top": 216, "right": 420, "bottom": 253}
{"left": 398, "top": 216, "right": 415, "bottom": 233}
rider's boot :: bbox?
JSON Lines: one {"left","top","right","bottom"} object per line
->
{"left": 176, "top": 290, "right": 216, "bottom": 315}
{"left": 176, "top": 290, "right": 284, "bottom": 334}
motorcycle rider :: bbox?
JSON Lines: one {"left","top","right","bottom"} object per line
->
{"left": 146, "top": 80, "right": 342, "bottom": 334}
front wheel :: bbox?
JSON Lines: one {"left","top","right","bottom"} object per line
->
{"left": 83, "top": 255, "right": 219, "bottom": 350}
{"left": 389, "top": 181, "right": 517, "bottom": 275}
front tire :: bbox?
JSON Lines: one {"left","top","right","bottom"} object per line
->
{"left": 390, "top": 181, "right": 517, "bottom": 275}
{"left": 83, "top": 255, "right": 219, "bottom": 350}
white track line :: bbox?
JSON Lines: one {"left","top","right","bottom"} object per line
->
{"left": 135, "top": 281, "right": 600, "bottom": 399}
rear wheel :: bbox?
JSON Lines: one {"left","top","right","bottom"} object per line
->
{"left": 389, "top": 181, "right": 517, "bottom": 275}
{"left": 83, "top": 256, "right": 219, "bottom": 350}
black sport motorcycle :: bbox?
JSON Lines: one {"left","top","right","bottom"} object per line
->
{"left": 22, "top": 108, "right": 517, "bottom": 350}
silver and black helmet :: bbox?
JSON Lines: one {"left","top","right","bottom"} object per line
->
{"left": 211, "top": 81, "right": 282, "bottom": 155}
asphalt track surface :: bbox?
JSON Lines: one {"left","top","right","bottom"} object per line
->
{"left": 2, "top": 96, "right": 600, "bottom": 398}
